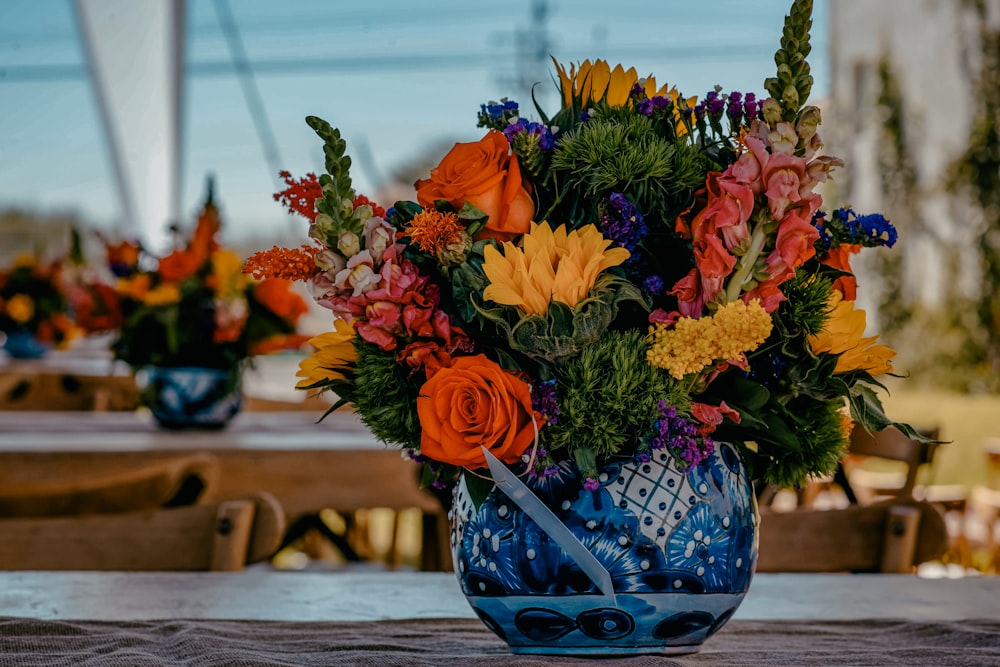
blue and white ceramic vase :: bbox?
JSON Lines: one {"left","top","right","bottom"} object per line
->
{"left": 140, "top": 366, "right": 242, "bottom": 429}
{"left": 450, "top": 442, "right": 758, "bottom": 656}
{"left": 2, "top": 329, "right": 49, "bottom": 359}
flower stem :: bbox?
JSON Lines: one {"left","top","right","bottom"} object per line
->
{"left": 724, "top": 223, "right": 768, "bottom": 303}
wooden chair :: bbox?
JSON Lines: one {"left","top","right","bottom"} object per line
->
{"left": 757, "top": 500, "right": 948, "bottom": 573}
{"left": 0, "top": 371, "right": 139, "bottom": 411}
{"left": 0, "top": 492, "right": 285, "bottom": 571}
{"left": 844, "top": 424, "right": 942, "bottom": 502}
{"left": 967, "top": 438, "right": 1000, "bottom": 572}
{"left": 0, "top": 453, "right": 220, "bottom": 518}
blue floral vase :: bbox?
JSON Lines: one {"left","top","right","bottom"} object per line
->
{"left": 450, "top": 442, "right": 758, "bottom": 656}
{"left": 2, "top": 330, "right": 49, "bottom": 359}
{"left": 140, "top": 366, "right": 242, "bottom": 429}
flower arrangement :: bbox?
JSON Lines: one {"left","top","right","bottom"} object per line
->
{"left": 0, "top": 254, "right": 74, "bottom": 350}
{"left": 110, "top": 184, "right": 310, "bottom": 371}
{"left": 248, "top": 0, "right": 918, "bottom": 500}
{"left": 62, "top": 228, "right": 124, "bottom": 336}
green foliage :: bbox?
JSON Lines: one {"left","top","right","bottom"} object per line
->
{"left": 777, "top": 271, "right": 833, "bottom": 337}
{"left": 305, "top": 116, "right": 363, "bottom": 247}
{"left": 758, "top": 396, "right": 847, "bottom": 488}
{"left": 541, "top": 329, "right": 686, "bottom": 463}
{"left": 763, "top": 0, "right": 813, "bottom": 122}
{"left": 473, "top": 272, "right": 647, "bottom": 364}
{"left": 350, "top": 342, "right": 423, "bottom": 449}
{"left": 547, "top": 110, "right": 711, "bottom": 224}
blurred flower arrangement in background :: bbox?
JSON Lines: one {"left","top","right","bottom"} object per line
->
{"left": 248, "top": 0, "right": 919, "bottom": 499}
{"left": 0, "top": 254, "right": 74, "bottom": 353}
{"left": 61, "top": 227, "right": 123, "bottom": 336}
{"left": 110, "top": 182, "right": 310, "bottom": 372}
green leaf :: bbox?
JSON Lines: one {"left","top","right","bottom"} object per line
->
{"left": 463, "top": 470, "right": 496, "bottom": 510}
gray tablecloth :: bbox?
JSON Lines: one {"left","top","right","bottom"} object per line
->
{"left": 2, "top": 617, "right": 999, "bottom": 666}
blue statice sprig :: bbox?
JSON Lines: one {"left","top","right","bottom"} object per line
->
{"left": 814, "top": 207, "right": 898, "bottom": 250}
{"left": 477, "top": 98, "right": 520, "bottom": 131}
{"left": 503, "top": 117, "right": 557, "bottom": 150}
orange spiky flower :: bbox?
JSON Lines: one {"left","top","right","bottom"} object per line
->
{"left": 274, "top": 171, "right": 322, "bottom": 222}
{"left": 404, "top": 210, "right": 465, "bottom": 256}
{"left": 243, "top": 244, "right": 320, "bottom": 281}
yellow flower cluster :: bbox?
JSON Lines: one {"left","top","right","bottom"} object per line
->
{"left": 482, "top": 222, "right": 629, "bottom": 316}
{"left": 808, "top": 292, "right": 895, "bottom": 375}
{"left": 647, "top": 299, "right": 773, "bottom": 380}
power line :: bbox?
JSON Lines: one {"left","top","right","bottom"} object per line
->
{"left": 0, "top": 43, "right": 778, "bottom": 83}
{"left": 212, "top": 0, "right": 283, "bottom": 187}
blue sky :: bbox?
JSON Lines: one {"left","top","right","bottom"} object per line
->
{"left": 0, "top": 0, "right": 829, "bottom": 246}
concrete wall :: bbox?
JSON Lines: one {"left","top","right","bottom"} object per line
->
{"left": 826, "top": 0, "right": 1000, "bottom": 319}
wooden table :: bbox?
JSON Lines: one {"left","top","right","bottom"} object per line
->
{"left": 0, "top": 410, "right": 441, "bottom": 518}
{"left": 1, "top": 572, "right": 997, "bottom": 665}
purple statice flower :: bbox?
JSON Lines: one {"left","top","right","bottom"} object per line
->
{"left": 743, "top": 93, "right": 759, "bottom": 119}
{"left": 583, "top": 477, "right": 601, "bottom": 492}
{"left": 599, "top": 193, "right": 648, "bottom": 257}
{"left": 704, "top": 89, "right": 726, "bottom": 116}
{"left": 531, "top": 379, "right": 560, "bottom": 426}
{"left": 726, "top": 91, "right": 744, "bottom": 122}
{"left": 692, "top": 101, "right": 707, "bottom": 123}
{"left": 647, "top": 401, "right": 715, "bottom": 470}
{"left": 526, "top": 448, "right": 562, "bottom": 479}
{"left": 637, "top": 95, "right": 672, "bottom": 117}
{"left": 630, "top": 82, "right": 646, "bottom": 101}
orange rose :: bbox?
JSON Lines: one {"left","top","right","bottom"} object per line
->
{"left": 414, "top": 131, "right": 534, "bottom": 242}
{"left": 417, "top": 354, "right": 542, "bottom": 468}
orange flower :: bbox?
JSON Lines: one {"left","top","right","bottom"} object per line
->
{"left": 252, "top": 278, "right": 309, "bottom": 324}
{"left": 190, "top": 203, "right": 221, "bottom": 263}
{"left": 104, "top": 239, "right": 141, "bottom": 272}
{"left": 244, "top": 244, "right": 320, "bottom": 281}
{"left": 158, "top": 249, "right": 201, "bottom": 282}
{"left": 416, "top": 354, "right": 543, "bottom": 469}
{"left": 820, "top": 243, "right": 861, "bottom": 300}
{"left": 414, "top": 131, "right": 534, "bottom": 242}
{"left": 251, "top": 333, "right": 310, "bottom": 355}
{"left": 405, "top": 210, "right": 465, "bottom": 255}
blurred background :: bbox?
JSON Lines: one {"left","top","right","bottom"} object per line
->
{"left": 2, "top": 0, "right": 1000, "bottom": 570}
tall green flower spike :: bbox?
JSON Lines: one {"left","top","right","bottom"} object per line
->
{"left": 305, "top": 115, "right": 363, "bottom": 247}
{"left": 763, "top": 0, "right": 813, "bottom": 124}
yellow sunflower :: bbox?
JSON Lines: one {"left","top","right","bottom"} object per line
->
{"left": 482, "top": 222, "right": 629, "bottom": 317}
{"left": 808, "top": 292, "right": 895, "bottom": 375}
{"left": 552, "top": 58, "right": 673, "bottom": 108}
{"left": 296, "top": 318, "right": 358, "bottom": 389}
